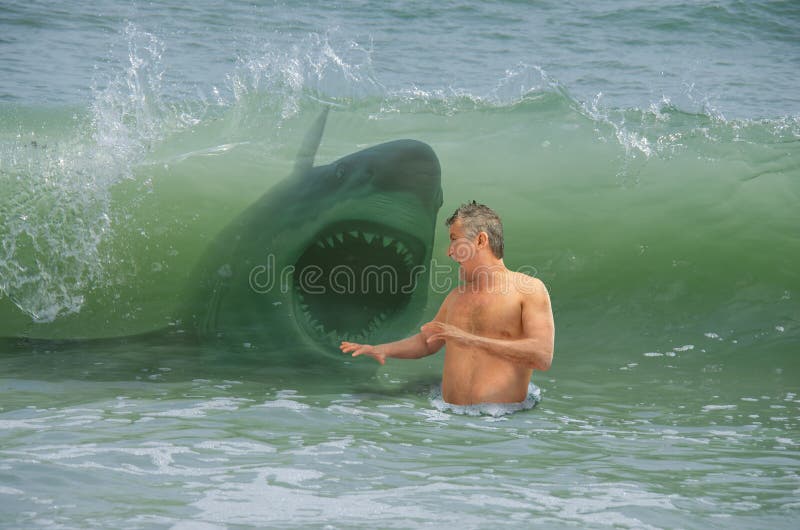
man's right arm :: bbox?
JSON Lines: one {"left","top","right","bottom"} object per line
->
{"left": 340, "top": 333, "right": 439, "bottom": 365}
{"left": 339, "top": 292, "right": 451, "bottom": 365}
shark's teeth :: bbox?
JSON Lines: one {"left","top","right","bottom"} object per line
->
{"left": 310, "top": 228, "right": 417, "bottom": 263}
{"left": 297, "top": 300, "right": 398, "bottom": 346}
{"left": 297, "top": 226, "right": 422, "bottom": 344}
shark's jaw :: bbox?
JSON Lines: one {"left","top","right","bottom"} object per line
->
{"left": 292, "top": 219, "right": 428, "bottom": 349}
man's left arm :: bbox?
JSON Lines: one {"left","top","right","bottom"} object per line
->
{"left": 422, "top": 279, "right": 554, "bottom": 371}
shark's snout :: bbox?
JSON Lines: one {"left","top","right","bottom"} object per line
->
{"left": 366, "top": 140, "right": 443, "bottom": 211}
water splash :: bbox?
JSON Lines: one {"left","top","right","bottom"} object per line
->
{"left": 0, "top": 24, "right": 200, "bottom": 322}
{"left": 0, "top": 124, "right": 113, "bottom": 322}
{"left": 222, "top": 32, "right": 384, "bottom": 124}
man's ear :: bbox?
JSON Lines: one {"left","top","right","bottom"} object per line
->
{"left": 477, "top": 231, "right": 489, "bottom": 249}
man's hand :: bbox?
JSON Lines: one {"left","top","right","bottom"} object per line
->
{"left": 421, "top": 321, "right": 474, "bottom": 347}
{"left": 340, "top": 341, "right": 387, "bottom": 365}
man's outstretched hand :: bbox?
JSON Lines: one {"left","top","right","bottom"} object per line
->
{"left": 340, "top": 341, "right": 386, "bottom": 365}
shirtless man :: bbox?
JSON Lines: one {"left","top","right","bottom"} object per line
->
{"left": 339, "top": 202, "right": 554, "bottom": 405}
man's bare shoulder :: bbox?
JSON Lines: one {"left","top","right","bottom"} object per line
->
{"left": 509, "top": 271, "right": 548, "bottom": 297}
{"left": 432, "top": 288, "right": 460, "bottom": 322}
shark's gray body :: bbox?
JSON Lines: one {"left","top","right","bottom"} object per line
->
{"left": 183, "top": 109, "right": 443, "bottom": 361}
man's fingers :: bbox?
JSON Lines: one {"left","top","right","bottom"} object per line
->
{"left": 341, "top": 342, "right": 384, "bottom": 364}
{"left": 340, "top": 341, "right": 361, "bottom": 353}
{"left": 422, "top": 322, "right": 447, "bottom": 336}
{"left": 350, "top": 348, "right": 385, "bottom": 365}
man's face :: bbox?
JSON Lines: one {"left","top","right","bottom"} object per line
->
{"left": 447, "top": 219, "right": 478, "bottom": 266}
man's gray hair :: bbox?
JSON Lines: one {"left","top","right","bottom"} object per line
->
{"left": 445, "top": 201, "right": 504, "bottom": 259}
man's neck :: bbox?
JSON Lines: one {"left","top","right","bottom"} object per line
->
{"left": 462, "top": 260, "right": 508, "bottom": 292}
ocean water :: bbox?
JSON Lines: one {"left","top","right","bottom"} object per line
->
{"left": 1, "top": 1, "right": 799, "bottom": 528}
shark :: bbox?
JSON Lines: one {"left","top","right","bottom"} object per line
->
{"left": 182, "top": 108, "right": 443, "bottom": 362}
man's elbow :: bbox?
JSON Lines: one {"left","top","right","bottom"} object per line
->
{"left": 536, "top": 356, "right": 552, "bottom": 371}
{"left": 532, "top": 344, "right": 553, "bottom": 371}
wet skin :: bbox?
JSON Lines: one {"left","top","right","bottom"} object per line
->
{"left": 341, "top": 218, "right": 554, "bottom": 405}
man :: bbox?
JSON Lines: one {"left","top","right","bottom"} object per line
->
{"left": 340, "top": 202, "right": 554, "bottom": 405}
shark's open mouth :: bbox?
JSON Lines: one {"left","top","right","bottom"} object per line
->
{"left": 293, "top": 221, "right": 426, "bottom": 347}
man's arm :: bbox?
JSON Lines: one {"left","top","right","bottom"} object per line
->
{"left": 422, "top": 278, "right": 554, "bottom": 371}
{"left": 339, "top": 333, "right": 438, "bottom": 365}
{"left": 339, "top": 292, "right": 452, "bottom": 364}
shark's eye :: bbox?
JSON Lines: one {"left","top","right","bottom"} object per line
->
{"left": 335, "top": 163, "right": 347, "bottom": 181}
{"left": 320, "top": 163, "right": 348, "bottom": 194}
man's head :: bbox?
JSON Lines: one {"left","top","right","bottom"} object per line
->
{"left": 445, "top": 201, "right": 504, "bottom": 262}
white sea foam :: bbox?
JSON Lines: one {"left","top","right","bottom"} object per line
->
{"left": 326, "top": 404, "right": 390, "bottom": 419}
{"left": 144, "top": 398, "right": 251, "bottom": 418}
{"left": 194, "top": 441, "right": 276, "bottom": 455}
{"left": 702, "top": 404, "right": 737, "bottom": 412}
{"left": 257, "top": 399, "right": 310, "bottom": 411}
{"left": 429, "top": 383, "right": 541, "bottom": 417}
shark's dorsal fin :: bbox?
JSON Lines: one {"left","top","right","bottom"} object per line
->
{"left": 293, "top": 107, "right": 330, "bottom": 175}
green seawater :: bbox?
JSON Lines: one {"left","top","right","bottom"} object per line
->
{"left": 1, "top": 1, "right": 799, "bottom": 526}
{"left": 1, "top": 94, "right": 798, "bottom": 528}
